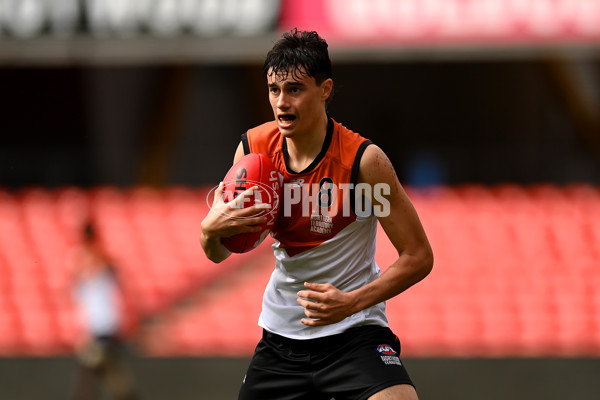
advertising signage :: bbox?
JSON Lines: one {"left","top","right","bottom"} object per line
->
{"left": 0, "top": 0, "right": 280, "bottom": 37}
{"left": 279, "top": 0, "right": 600, "bottom": 44}
{"left": 1, "top": 0, "right": 598, "bottom": 47}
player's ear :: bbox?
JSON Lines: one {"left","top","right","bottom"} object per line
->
{"left": 321, "top": 78, "right": 333, "bottom": 102}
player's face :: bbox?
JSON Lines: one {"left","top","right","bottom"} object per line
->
{"left": 267, "top": 67, "right": 332, "bottom": 138}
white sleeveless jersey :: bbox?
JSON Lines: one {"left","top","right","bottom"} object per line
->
{"left": 259, "top": 214, "right": 388, "bottom": 339}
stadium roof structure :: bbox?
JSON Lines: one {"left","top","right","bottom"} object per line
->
{"left": 1, "top": 33, "right": 599, "bottom": 66}
{"left": 1, "top": 0, "right": 600, "bottom": 65}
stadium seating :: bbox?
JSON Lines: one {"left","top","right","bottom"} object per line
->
{"left": 0, "top": 184, "right": 598, "bottom": 357}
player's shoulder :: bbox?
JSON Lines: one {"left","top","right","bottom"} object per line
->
{"left": 332, "top": 118, "right": 371, "bottom": 147}
{"left": 329, "top": 119, "right": 373, "bottom": 169}
{"left": 244, "top": 120, "right": 282, "bottom": 156}
{"left": 358, "top": 144, "right": 396, "bottom": 184}
{"left": 361, "top": 143, "right": 387, "bottom": 164}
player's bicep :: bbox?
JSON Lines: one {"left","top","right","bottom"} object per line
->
{"left": 358, "top": 145, "right": 430, "bottom": 257}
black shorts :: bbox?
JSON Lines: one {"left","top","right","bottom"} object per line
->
{"left": 238, "top": 325, "right": 414, "bottom": 400}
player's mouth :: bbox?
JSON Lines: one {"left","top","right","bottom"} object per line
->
{"left": 278, "top": 114, "right": 296, "bottom": 128}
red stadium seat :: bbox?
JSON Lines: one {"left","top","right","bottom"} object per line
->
{"left": 1, "top": 185, "right": 599, "bottom": 357}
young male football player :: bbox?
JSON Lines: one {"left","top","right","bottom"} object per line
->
{"left": 201, "top": 29, "right": 433, "bottom": 400}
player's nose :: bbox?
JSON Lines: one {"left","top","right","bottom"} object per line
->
{"left": 277, "top": 92, "right": 290, "bottom": 108}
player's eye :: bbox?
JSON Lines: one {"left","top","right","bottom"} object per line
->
{"left": 270, "top": 87, "right": 280, "bottom": 95}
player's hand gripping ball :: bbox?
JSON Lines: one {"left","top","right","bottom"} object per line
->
{"left": 220, "top": 153, "right": 281, "bottom": 253}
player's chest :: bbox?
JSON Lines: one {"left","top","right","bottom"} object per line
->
{"left": 275, "top": 169, "right": 356, "bottom": 238}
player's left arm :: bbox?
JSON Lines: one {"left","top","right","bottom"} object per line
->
{"left": 297, "top": 144, "right": 433, "bottom": 326}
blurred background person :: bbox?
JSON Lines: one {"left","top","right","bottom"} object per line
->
{"left": 68, "top": 219, "right": 141, "bottom": 400}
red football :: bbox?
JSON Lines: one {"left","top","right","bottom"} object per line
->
{"left": 220, "top": 153, "right": 281, "bottom": 253}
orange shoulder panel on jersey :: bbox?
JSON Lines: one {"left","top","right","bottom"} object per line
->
{"left": 242, "top": 121, "right": 287, "bottom": 173}
{"left": 242, "top": 118, "right": 372, "bottom": 257}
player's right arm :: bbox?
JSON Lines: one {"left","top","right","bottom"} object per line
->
{"left": 200, "top": 142, "right": 268, "bottom": 263}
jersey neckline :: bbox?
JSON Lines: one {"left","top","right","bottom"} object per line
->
{"left": 282, "top": 117, "right": 334, "bottom": 175}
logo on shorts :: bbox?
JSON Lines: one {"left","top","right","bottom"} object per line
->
{"left": 376, "top": 344, "right": 402, "bottom": 366}
{"left": 376, "top": 344, "right": 397, "bottom": 355}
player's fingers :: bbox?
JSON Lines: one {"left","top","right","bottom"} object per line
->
{"left": 229, "top": 206, "right": 270, "bottom": 222}
{"left": 237, "top": 202, "right": 271, "bottom": 214}
{"left": 301, "top": 317, "right": 325, "bottom": 327}
{"left": 303, "top": 282, "right": 331, "bottom": 292}
{"left": 297, "top": 290, "right": 324, "bottom": 304}
{"left": 235, "top": 221, "right": 267, "bottom": 233}
{"left": 303, "top": 308, "right": 322, "bottom": 319}
{"left": 213, "top": 182, "right": 225, "bottom": 204}
{"left": 298, "top": 284, "right": 330, "bottom": 301}
{"left": 227, "top": 185, "right": 261, "bottom": 208}
{"left": 298, "top": 298, "right": 324, "bottom": 316}
{"left": 297, "top": 297, "right": 315, "bottom": 309}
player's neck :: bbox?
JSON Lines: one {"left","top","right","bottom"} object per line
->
{"left": 285, "top": 114, "right": 328, "bottom": 172}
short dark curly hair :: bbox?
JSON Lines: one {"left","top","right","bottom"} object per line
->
{"left": 263, "top": 28, "right": 333, "bottom": 87}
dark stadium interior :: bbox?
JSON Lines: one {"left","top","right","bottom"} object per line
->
{"left": 1, "top": 60, "right": 599, "bottom": 189}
